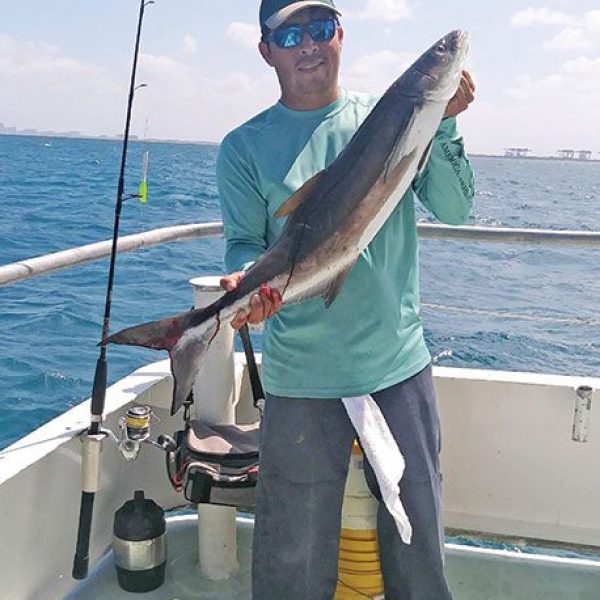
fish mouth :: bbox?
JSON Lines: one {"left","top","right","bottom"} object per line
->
{"left": 414, "top": 68, "right": 438, "bottom": 82}
{"left": 453, "top": 30, "right": 470, "bottom": 60}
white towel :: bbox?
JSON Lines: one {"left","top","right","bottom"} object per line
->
{"left": 342, "top": 394, "right": 413, "bottom": 544}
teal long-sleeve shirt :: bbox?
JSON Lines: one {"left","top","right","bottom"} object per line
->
{"left": 217, "top": 89, "right": 475, "bottom": 398}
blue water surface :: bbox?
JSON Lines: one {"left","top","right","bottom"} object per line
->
{"left": 1, "top": 135, "right": 599, "bottom": 448}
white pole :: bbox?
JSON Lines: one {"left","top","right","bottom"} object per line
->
{"left": 191, "top": 276, "right": 236, "bottom": 424}
{"left": 189, "top": 276, "right": 238, "bottom": 580}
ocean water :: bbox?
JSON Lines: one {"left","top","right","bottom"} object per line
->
{"left": 1, "top": 134, "right": 599, "bottom": 449}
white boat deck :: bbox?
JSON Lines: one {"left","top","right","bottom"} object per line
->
{"left": 2, "top": 228, "right": 600, "bottom": 599}
{"left": 67, "top": 514, "right": 600, "bottom": 600}
{"left": 68, "top": 515, "right": 254, "bottom": 600}
{"left": 2, "top": 358, "right": 599, "bottom": 599}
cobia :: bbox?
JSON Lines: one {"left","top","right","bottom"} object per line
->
{"left": 108, "top": 30, "right": 469, "bottom": 415}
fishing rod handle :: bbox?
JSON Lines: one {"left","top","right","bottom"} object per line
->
{"left": 72, "top": 491, "right": 95, "bottom": 579}
{"left": 72, "top": 431, "right": 104, "bottom": 578}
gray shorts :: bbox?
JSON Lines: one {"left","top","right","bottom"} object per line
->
{"left": 252, "top": 364, "right": 453, "bottom": 600}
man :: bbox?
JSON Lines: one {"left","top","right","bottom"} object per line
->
{"left": 217, "top": 1, "right": 475, "bottom": 598}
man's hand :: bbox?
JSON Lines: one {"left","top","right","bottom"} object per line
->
{"left": 444, "top": 70, "right": 475, "bottom": 119}
{"left": 220, "top": 271, "right": 283, "bottom": 330}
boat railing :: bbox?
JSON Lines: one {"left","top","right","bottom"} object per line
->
{"left": 1, "top": 221, "right": 599, "bottom": 288}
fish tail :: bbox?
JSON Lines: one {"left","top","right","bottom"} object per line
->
{"left": 107, "top": 307, "right": 208, "bottom": 351}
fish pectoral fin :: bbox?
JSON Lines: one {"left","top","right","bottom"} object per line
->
{"left": 382, "top": 108, "right": 418, "bottom": 183}
{"left": 417, "top": 139, "right": 434, "bottom": 175}
{"left": 274, "top": 169, "right": 327, "bottom": 218}
{"left": 381, "top": 147, "right": 418, "bottom": 193}
{"left": 322, "top": 264, "right": 355, "bottom": 308}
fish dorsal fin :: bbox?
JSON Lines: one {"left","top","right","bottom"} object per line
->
{"left": 322, "top": 262, "right": 355, "bottom": 308}
{"left": 274, "top": 169, "right": 326, "bottom": 218}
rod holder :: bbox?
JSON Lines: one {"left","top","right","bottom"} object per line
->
{"left": 572, "top": 385, "right": 593, "bottom": 443}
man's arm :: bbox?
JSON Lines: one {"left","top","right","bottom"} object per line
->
{"left": 216, "top": 133, "right": 282, "bottom": 327}
{"left": 412, "top": 70, "right": 476, "bottom": 225}
{"left": 217, "top": 133, "right": 269, "bottom": 273}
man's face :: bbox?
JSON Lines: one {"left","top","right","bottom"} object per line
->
{"left": 259, "top": 7, "right": 344, "bottom": 108}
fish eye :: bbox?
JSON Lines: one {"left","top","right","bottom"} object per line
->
{"left": 435, "top": 42, "right": 446, "bottom": 54}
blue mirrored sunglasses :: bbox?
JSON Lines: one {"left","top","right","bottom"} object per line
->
{"left": 266, "top": 18, "right": 338, "bottom": 49}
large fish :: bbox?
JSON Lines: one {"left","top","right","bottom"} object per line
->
{"left": 108, "top": 30, "right": 469, "bottom": 415}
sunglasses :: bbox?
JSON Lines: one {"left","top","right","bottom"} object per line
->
{"left": 266, "top": 18, "right": 339, "bottom": 49}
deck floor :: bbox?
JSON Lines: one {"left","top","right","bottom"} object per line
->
{"left": 67, "top": 515, "right": 600, "bottom": 600}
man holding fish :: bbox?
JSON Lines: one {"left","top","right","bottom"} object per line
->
{"left": 217, "top": 1, "right": 475, "bottom": 598}
{"left": 109, "top": 0, "right": 475, "bottom": 597}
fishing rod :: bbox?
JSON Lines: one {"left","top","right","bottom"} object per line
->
{"left": 72, "top": 0, "right": 153, "bottom": 580}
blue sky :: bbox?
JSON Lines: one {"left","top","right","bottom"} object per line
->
{"left": 1, "top": 0, "right": 599, "bottom": 155}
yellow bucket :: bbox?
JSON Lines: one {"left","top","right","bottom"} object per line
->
{"left": 334, "top": 442, "right": 383, "bottom": 599}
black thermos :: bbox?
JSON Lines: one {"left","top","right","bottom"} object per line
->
{"left": 113, "top": 490, "right": 166, "bottom": 592}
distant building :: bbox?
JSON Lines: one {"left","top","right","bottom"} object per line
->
{"left": 557, "top": 149, "right": 574, "bottom": 159}
{"left": 557, "top": 149, "right": 592, "bottom": 160}
{"left": 504, "top": 147, "right": 531, "bottom": 157}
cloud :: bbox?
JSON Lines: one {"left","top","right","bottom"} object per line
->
{"left": 561, "top": 55, "right": 600, "bottom": 77}
{"left": 505, "top": 56, "right": 600, "bottom": 104}
{"left": 511, "top": 8, "right": 600, "bottom": 52}
{"left": 0, "top": 33, "right": 280, "bottom": 142}
{"left": 543, "top": 27, "right": 593, "bottom": 52}
{"left": 583, "top": 9, "right": 600, "bottom": 32}
{"left": 225, "top": 22, "right": 261, "bottom": 50}
{"left": 510, "top": 7, "right": 573, "bottom": 28}
{"left": 139, "top": 53, "right": 199, "bottom": 98}
{"left": 466, "top": 52, "right": 600, "bottom": 156}
{"left": 0, "top": 34, "right": 99, "bottom": 79}
{"left": 134, "top": 52, "right": 278, "bottom": 141}
{"left": 0, "top": 34, "right": 123, "bottom": 135}
{"left": 345, "top": 0, "right": 413, "bottom": 22}
{"left": 181, "top": 34, "right": 198, "bottom": 55}
{"left": 342, "top": 50, "right": 414, "bottom": 93}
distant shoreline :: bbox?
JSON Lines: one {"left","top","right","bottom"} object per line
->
{"left": 1, "top": 132, "right": 598, "bottom": 163}
{"left": 0, "top": 131, "right": 219, "bottom": 146}
{"left": 469, "top": 153, "right": 600, "bottom": 164}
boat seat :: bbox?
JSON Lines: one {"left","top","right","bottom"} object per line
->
{"left": 166, "top": 420, "right": 260, "bottom": 509}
